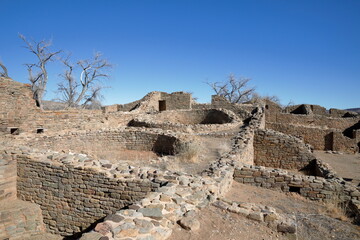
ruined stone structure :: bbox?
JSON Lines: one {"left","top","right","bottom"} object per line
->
{"left": 0, "top": 77, "right": 359, "bottom": 240}
{"left": 265, "top": 100, "right": 360, "bottom": 153}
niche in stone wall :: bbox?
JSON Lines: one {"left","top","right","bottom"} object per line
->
{"left": 9, "top": 127, "right": 19, "bottom": 135}
{"left": 36, "top": 128, "right": 44, "bottom": 134}
{"left": 159, "top": 100, "right": 166, "bottom": 111}
{"left": 343, "top": 121, "right": 360, "bottom": 139}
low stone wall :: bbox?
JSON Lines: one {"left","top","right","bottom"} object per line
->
{"left": 25, "top": 128, "right": 187, "bottom": 160}
{"left": 267, "top": 123, "right": 359, "bottom": 153}
{"left": 332, "top": 131, "right": 359, "bottom": 153}
{"left": 224, "top": 107, "right": 265, "bottom": 165}
{"left": 0, "top": 149, "right": 17, "bottom": 201}
{"left": 254, "top": 129, "right": 315, "bottom": 170}
{"left": 135, "top": 109, "right": 238, "bottom": 124}
{"left": 233, "top": 165, "right": 360, "bottom": 202}
{"left": 103, "top": 91, "right": 192, "bottom": 113}
{"left": 79, "top": 107, "right": 265, "bottom": 240}
{"left": 267, "top": 122, "right": 333, "bottom": 150}
{"left": 192, "top": 97, "right": 254, "bottom": 120}
{"left": 0, "top": 200, "right": 46, "bottom": 239}
{"left": 267, "top": 111, "right": 359, "bottom": 130}
{"left": 15, "top": 148, "right": 162, "bottom": 236}
{"left": 329, "top": 108, "right": 359, "bottom": 118}
{"left": 213, "top": 198, "right": 297, "bottom": 234}
{"left": 130, "top": 109, "right": 242, "bottom": 133}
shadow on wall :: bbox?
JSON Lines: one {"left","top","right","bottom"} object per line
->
{"left": 343, "top": 121, "right": 360, "bottom": 139}
{"left": 324, "top": 133, "right": 333, "bottom": 151}
{"left": 200, "top": 109, "right": 232, "bottom": 124}
{"left": 152, "top": 135, "right": 178, "bottom": 155}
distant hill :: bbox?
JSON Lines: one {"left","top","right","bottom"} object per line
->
{"left": 346, "top": 108, "right": 360, "bottom": 113}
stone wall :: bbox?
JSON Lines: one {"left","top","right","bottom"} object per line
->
{"left": 150, "top": 109, "right": 235, "bottom": 125}
{"left": 265, "top": 104, "right": 360, "bottom": 153}
{"left": 266, "top": 122, "right": 332, "bottom": 150}
{"left": 16, "top": 149, "right": 161, "bottom": 236}
{"left": 254, "top": 129, "right": 315, "bottom": 170}
{"left": 332, "top": 131, "right": 359, "bottom": 153}
{"left": 0, "top": 200, "right": 46, "bottom": 239}
{"left": 192, "top": 95, "right": 254, "bottom": 120}
{"left": 0, "top": 78, "right": 139, "bottom": 135}
{"left": 267, "top": 123, "right": 359, "bottom": 153}
{"left": 130, "top": 109, "right": 242, "bottom": 133}
{"left": 0, "top": 77, "right": 40, "bottom": 134}
{"left": 102, "top": 91, "right": 192, "bottom": 113}
{"left": 268, "top": 112, "right": 359, "bottom": 130}
{"left": 160, "top": 92, "right": 192, "bottom": 110}
{"left": 25, "top": 128, "right": 184, "bottom": 160}
{"left": 329, "top": 108, "right": 359, "bottom": 118}
{"left": 284, "top": 104, "right": 327, "bottom": 115}
{"left": 233, "top": 164, "right": 360, "bottom": 202}
{"left": 0, "top": 148, "right": 17, "bottom": 201}
{"left": 224, "top": 107, "right": 265, "bottom": 165}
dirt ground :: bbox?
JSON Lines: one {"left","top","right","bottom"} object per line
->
{"left": 314, "top": 151, "right": 360, "bottom": 186}
{"left": 170, "top": 182, "right": 360, "bottom": 240}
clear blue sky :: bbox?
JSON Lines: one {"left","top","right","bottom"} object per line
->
{"left": 1, "top": 0, "right": 359, "bottom": 109}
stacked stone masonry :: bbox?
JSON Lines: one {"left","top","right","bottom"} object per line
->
{"left": 0, "top": 149, "right": 17, "bottom": 201}
{"left": 233, "top": 164, "right": 360, "bottom": 201}
{"left": 15, "top": 148, "right": 162, "bottom": 236}
{"left": 130, "top": 109, "right": 242, "bottom": 133}
{"left": 254, "top": 129, "right": 315, "bottom": 170}
{"left": 1, "top": 78, "right": 360, "bottom": 239}
{"left": 0, "top": 200, "right": 46, "bottom": 239}
{"left": 24, "top": 128, "right": 189, "bottom": 161}
{"left": 265, "top": 104, "right": 360, "bottom": 153}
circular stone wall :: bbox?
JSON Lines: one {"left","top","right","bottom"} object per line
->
{"left": 25, "top": 128, "right": 188, "bottom": 161}
{"left": 130, "top": 109, "right": 242, "bottom": 133}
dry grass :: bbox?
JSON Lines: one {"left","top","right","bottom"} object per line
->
{"left": 322, "top": 194, "right": 350, "bottom": 222}
{"left": 175, "top": 142, "right": 202, "bottom": 163}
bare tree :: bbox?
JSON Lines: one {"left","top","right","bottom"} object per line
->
{"left": 57, "top": 56, "right": 78, "bottom": 108}
{"left": 251, "top": 92, "right": 281, "bottom": 105}
{"left": 57, "top": 52, "right": 111, "bottom": 108}
{"left": 0, "top": 61, "right": 9, "bottom": 78}
{"left": 206, "top": 74, "right": 255, "bottom": 103}
{"left": 19, "top": 34, "right": 61, "bottom": 109}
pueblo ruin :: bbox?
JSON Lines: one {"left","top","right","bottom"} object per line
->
{"left": 1, "top": 76, "right": 359, "bottom": 240}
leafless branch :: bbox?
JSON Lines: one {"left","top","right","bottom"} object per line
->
{"left": 19, "top": 34, "right": 61, "bottom": 109}
{"left": 57, "top": 52, "right": 111, "bottom": 108}
{"left": 0, "top": 61, "right": 9, "bottom": 78}
{"left": 206, "top": 74, "right": 255, "bottom": 103}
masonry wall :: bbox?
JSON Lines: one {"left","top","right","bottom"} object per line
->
{"left": 130, "top": 109, "right": 242, "bottom": 134}
{"left": 151, "top": 109, "right": 234, "bottom": 125}
{"left": 0, "top": 149, "right": 17, "bottom": 201}
{"left": 268, "top": 112, "right": 359, "bottom": 130}
{"left": 332, "top": 132, "right": 359, "bottom": 153}
{"left": 227, "top": 107, "right": 265, "bottom": 165}
{"left": 17, "top": 155, "right": 159, "bottom": 236}
{"left": 160, "top": 92, "right": 192, "bottom": 110}
{"left": 0, "top": 200, "right": 45, "bottom": 239}
{"left": 266, "top": 122, "right": 333, "bottom": 150}
{"left": 233, "top": 165, "right": 360, "bottom": 202}
{"left": 254, "top": 129, "right": 315, "bottom": 170}
{"left": 0, "top": 78, "right": 40, "bottom": 134}
{"left": 26, "top": 130, "right": 180, "bottom": 160}
{"left": 329, "top": 108, "right": 359, "bottom": 118}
